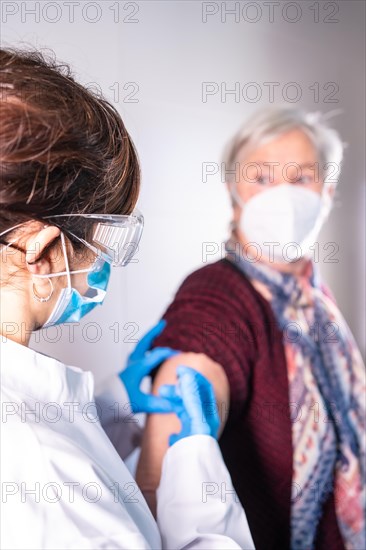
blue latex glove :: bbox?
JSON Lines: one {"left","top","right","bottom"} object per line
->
{"left": 119, "top": 319, "right": 180, "bottom": 413}
{"left": 158, "top": 365, "right": 220, "bottom": 446}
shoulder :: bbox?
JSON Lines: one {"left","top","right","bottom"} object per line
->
{"left": 172, "top": 259, "right": 268, "bottom": 321}
{"left": 176, "top": 259, "right": 253, "bottom": 297}
{"left": 182, "top": 258, "right": 246, "bottom": 281}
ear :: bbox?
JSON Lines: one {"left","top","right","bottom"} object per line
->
{"left": 25, "top": 226, "right": 62, "bottom": 275}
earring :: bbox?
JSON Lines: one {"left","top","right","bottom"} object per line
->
{"left": 32, "top": 277, "right": 54, "bottom": 303}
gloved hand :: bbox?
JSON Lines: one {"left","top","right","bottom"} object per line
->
{"left": 119, "top": 319, "right": 180, "bottom": 414}
{"left": 158, "top": 365, "right": 220, "bottom": 446}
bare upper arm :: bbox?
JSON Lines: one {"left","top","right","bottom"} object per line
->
{"left": 135, "top": 352, "right": 230, "bottom": 515}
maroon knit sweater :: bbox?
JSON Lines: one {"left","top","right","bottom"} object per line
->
{"left": 152, "top": 258, "right": 345, "bottom": 550}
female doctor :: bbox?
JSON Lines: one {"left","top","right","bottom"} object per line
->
{"left": 0, "top": 48, "right": 255, "bottom": 549}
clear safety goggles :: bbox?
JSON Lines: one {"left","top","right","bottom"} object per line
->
{"left": 43, "top": 210, "right": 144, "bottom": 267}
{"left": 0, "top": 209, "right": 144, "bottom": 267}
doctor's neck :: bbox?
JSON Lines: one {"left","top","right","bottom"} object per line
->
{"left": 0, "top": 286, "right": 37, "bottom": 347}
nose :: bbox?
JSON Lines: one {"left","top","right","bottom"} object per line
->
{"left": 269, "top": 179, "right": 288, "bottom": 187}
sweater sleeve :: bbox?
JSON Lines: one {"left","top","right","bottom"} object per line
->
{"left": 152, "top": 261, "right": 256, "bottom": 419}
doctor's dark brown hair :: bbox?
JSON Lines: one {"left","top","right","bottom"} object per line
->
{"left": 0, "top": 46, "right": 140, "bottom": 251}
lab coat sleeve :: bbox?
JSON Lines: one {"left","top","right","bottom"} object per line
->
{"left": 156, "top": 434, "right": 255, "bottom": 550}
{"left": 95, "top": 375, "right": 143, "bottom": 460}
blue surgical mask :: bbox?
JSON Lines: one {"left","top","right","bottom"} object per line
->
{"left": 34, "top": 232, "right": 111, "bottom": 328}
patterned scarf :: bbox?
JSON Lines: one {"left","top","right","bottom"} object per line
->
{"left": 225, "top": 237, "right": 365, "bottom": 550}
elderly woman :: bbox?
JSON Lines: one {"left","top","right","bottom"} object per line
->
{"left": 136, "top": 106, "right": 365, "bottom": 550}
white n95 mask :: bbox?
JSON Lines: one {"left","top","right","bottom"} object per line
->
{"left": 240, "top": 184, "right": 328, "bottom": 262}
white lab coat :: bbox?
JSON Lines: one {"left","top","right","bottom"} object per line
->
{"left": 0, "top": 336, "right": 255, "bottom": 549}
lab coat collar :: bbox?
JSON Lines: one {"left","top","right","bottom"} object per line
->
{"left": 0, "top": 336, "right": 94, "bottom": 408}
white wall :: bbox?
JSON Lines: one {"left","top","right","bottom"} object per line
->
{"left": 2, "top": 0, "right": 365, "bottom": 382}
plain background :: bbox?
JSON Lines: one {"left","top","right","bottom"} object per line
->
{"left": 2, "top": 1, "right": 365, "bottom": 388}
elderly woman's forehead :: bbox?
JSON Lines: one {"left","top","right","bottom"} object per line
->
{"left": 238, "top": 129, "right": 318, "bottom": 163}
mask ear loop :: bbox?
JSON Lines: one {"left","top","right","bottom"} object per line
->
{"left": 0, "top": 224, "right": 30, "bottom": 262}
{"left": 228, "top": 180, "right": 245, "bottom": 236}
{"left": 30, "top": 231, "right": 72, "bottom": 303}
{"left": 60, "top": 232, "right": 72, "bottom": 291}
{"left": 0, "top": 222, "right": 27, "bottom": 244}
{"left": 0, "top": 225, "right": 95, "bottom": 302}
{"left": 229, "top": 180, "right": 244, "bottom": 209}
{"left": 33, "top": 232, "right": 97, "bottom": 280}
{"left": 0, "top": 224, "right": 56, "bottom": 303}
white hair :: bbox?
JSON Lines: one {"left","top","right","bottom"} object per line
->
{"left": 222, "top": 105, "right": 345, "bottom": 189}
